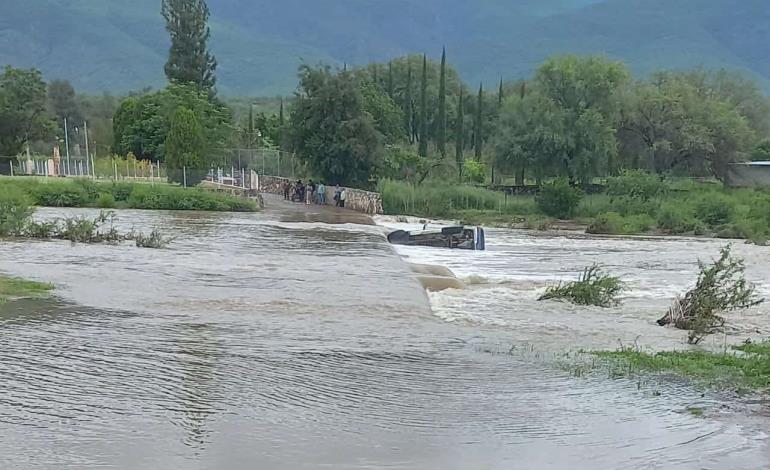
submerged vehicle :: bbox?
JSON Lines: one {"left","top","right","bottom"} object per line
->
{"left": 387, "top": 226, "right": 485, "bottom": 251}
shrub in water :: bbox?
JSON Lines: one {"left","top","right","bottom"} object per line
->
{"left": 657, "top": 245, "right": 763, "bottom": 344}
{"left": 31, "top": 184, "right": 89, "bottom": 207}
{"left": 0, "top": 188, "right": 33, "bottom": 237}
{"left": 539, "top": 265, "right": 624, "bottom": 307}
{"left": 536, "top": 179, "right": 583, "bottom": 219}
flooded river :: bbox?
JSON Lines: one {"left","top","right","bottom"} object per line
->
{"left": 1, "top": 199, "right": 768, "bottom": 469}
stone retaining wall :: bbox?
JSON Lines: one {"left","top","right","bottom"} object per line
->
{"left": 257, "top": 175, "right": 383, "bottom": 215}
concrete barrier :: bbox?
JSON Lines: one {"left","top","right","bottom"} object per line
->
{"left": 257, "top": 175, "right": 383, "bottom": 215}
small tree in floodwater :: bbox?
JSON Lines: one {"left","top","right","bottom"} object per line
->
{"left": 539, "top": 265, "right": 624, "bottom": 307}
{"left": 657, "top": 245, "right": 763, "bottom": 344}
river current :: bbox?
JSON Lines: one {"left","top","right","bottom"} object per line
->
{"left": 1, "top": 199, "right": 768, "bottom": 469}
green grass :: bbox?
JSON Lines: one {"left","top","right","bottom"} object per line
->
{"left": 0, "top": 275, "right": 54, "bottom": 303}
{"left": 0, "top": 177, "right": 258, "bottom": 212}
{"left": 594, "top": 343, "right": 770, "bottom": 391}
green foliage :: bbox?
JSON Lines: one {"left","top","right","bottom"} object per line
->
{"left": 462, "top": 159, "right": 487, "bottom": 184}
{"left": 656, "top": 203, "right": 701, "bottom": 234}
{"left": 694, "top": 193, "right": 735, "bottom": 227}
{"left": 289, "top": 65, "right": 383, "bottom": 187}
{"left": 436, "top": 47, "right": 447, "bottom": 157}
{"left": 378, "top": 179, "right": 512, "bottom": 218}
{"left": 587, "top": 212, "right": 655, "bottom": 235}
{"left": 0, "top": 179, "right": 257, "bottom": 212}
{"left": 418, "top": 55, "right": 429, "bottom": 158}
{"left": 536, "top": 178, "right": 583, "bottom": 219}
{"left": 0, "top": 66, "right": 53, "bottom": 155}
{"left": 606, "top": 170, "right": 666, "bottom": 201}
{"left": 134, "top": 228, "right": 172, "bottom": 248}
{"left": 658, "top": 245, "right": 763, "bottom": 344}
{"left": 539, "top": 265, "right": 624, "bottom": 307}
{"left": 0, "top": 187, "right": 33, "bottom": 237}
{"left": 112, "top": 84, "right": 231, "bottom": 161}
{"left": 96, "top": 193, "right": 117, "bottom": 208}
{"left": 0, "top": 275, "right": 53, "bottom": 303}
{"left": 165, "top": 106, "right": 207, "bottom": 184}
{"left": 162, "top": 0, "right": 217, "bottom": 92}
{"left": 595, "top": 342, "right": 770, "bottom": 391}
{"left": 751, "top": 138, "right": 770, "bottom": 161}
{"left": 359, "top": 81, "right": 406, "bottom": 143}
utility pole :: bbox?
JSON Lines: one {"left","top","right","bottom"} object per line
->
{"left": 64, "top": 117, "right": 71, "bottom": 175}
{"left": 84, "top": 121, "right": 90, "bottom": 177}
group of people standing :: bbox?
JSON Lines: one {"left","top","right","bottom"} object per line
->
{"left": 283, "top": 180, "right": 346, "bottom": 208}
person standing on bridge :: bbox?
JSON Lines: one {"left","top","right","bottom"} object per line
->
{"left": 339, "top": 188, "right": 346, "bottom": 208}
{"left": 306, "top": 179, "right": 315, "bottom": 205}
{"left": 316, "top": 182, "right": 326, "bottom": 205}
{"left": 334, "top": 184, "right": 342, "bottom": 207}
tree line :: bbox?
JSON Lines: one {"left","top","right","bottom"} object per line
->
{"left": 3, "top": 0, "right": 769, "bottom": 190}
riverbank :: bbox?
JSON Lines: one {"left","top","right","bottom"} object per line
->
{"left": 0, "top": 274, "right": 53, "bottom": 303}
{"left": 378, "top": 177, "right": 770, "bottom": 243}
{"left": 588, "top": 343, "right": 770, "bottom": 396}
{"left": 0, "top": 177, "right": 258, "bottom": 212}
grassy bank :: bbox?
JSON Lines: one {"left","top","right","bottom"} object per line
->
{"left": 378, "top": 176, "right": 770, "bottom": 242}
{"left": 0, "top": 275, "right": 53, "bottom": 303}
{"left": 594, "top": 343, "right": 770, "bottom": 392}
{"left": 0, "top": 177, "right": 258, "bottom": 212}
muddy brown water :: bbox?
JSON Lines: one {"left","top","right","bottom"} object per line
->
{"left": 1, "top": 197, "right": 768, "bottom": 469}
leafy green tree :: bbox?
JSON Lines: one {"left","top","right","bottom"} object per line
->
{"left": 493, "top": 92, "right": 565, "bottom": 185}
{"left": 165, "top": 106, "right": 206, "bottom": 183}
{"left": 387, "top": 61, "right": 394, "bottom": 98}
{"left": 161, "top": 0, "right": 217, "bottom": 92}
{"left": 418, "top": 54, "right": 429, "bottom": 158}
{"left": 289, "top": 65, "right": 383, "bottom": 187}
{"left": 360, "top": 81, "right": 406, "bottom": 143}
{"left": 112, "top": 84, "right": 231, "bottom": 161}
{"left": 436, "top": 47, "right": 447, "bottom": 157}
{"left": 534, "top": 55, "right": 628, "bottom": 183}
{"left": 0, "top": 66, "right": 53, "bottom": 155}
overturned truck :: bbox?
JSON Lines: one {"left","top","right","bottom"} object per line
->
{"left": 387, "top": 226, "right": 485, "bottom": 251}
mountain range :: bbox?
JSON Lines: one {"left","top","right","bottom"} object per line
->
{"left": 2, "top": 0, "right": 769, "bottom": 96}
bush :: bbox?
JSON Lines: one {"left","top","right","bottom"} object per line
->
{"left": 134, "top": 228, "right": 172, "bottom": 249}
{"left": 539, "top": 265, "right": 624, "bottom": 307}
{"left": 0, "top": 187, "right": 33, "bottom": 237}
{"left": 587, "top": 212, "right": 654, "bottom": 235}
{"left": 31, "top": 183, "right": 89, "bottom": 207}
{"left": 657, "top": 202, "right": 701, "bottom": 234}
{"left": 463, "top": 159, "right": 487, "bottom": 184}
{"left": 536, "top": 179, "right": 583, "bottom": 219}
{"left": 657, "top": 245, "right": 764, "bottom": 344}
{"left": 96, "top": 193, "right": 116, "bottom": 208}
{"left": 606, "top": 170, "right": 667, "bottom": 201}
{"left": 694, "top": 193, "right": 735, "bottom": 227}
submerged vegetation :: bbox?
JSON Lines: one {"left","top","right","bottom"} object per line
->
{"left": 0, "top": 178, "right": 258, "bottom": 212}
{"left": 594, "top": 342, "right": 770, "bottom": 392}
{"left": 539, "top": 265, "right": 624, "bottom": 307}
{"left": 0, "top": 188, "right": 170, "bottom": 248}
{"left": 0, "top": 275, "right": 53, "bottom": 304}
{"left": 657, "top": 245, "right": 763, "bottom": 345}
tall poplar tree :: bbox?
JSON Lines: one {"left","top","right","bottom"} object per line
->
{"left": 455, "top": 88, "right": 464, "bottom": 181}
{"left": 418, "top": 54, "right": 429, "bottom": 158}
{"left": 437, "top": 47, "right": 447, "bottom": 157}
{"left": 498, "top": 78, "right": 504, "bottom": 107}
{"left": 161, "top": 0, "right": 217, "bottom": 92}
{"left": 387, "top": 61, "right": 394, "bottom": 98}
{"left": 404, "top": 63, "right": 413, "bottom": 144}
{"left": 474, "top": 83, "right": 483, "bottom": 160}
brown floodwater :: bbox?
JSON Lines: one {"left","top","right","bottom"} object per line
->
{"left": 0, "top": 198, "right": 768, "bottom": 469}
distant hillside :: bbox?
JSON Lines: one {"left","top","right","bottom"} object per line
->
{"left": 2, "top": 0, "right": 769, "bottom": 96}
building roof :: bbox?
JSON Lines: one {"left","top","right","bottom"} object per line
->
{"left": 732, "top": 161, "right": 770, "bottom": 167}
